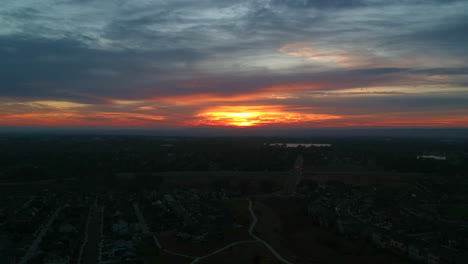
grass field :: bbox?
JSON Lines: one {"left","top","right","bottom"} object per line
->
{"left": 160, "top": 200, "right": 251, "bottom": 257}
{"left": 158, "top": 171, "right": 286, "bottom": 193}
{"left": 224, "top": 199, "right": 252, "bottom": 228}
{"left": 255, "top": 197, "right": 411, "bottom": 264}
{"left": 137, "top": 237, "right": 191, "bottom": 264}
{"left": 201, "top": 242, "right": 278, "bottom": 264}
{"left": 302, "top": 170, "right": 432, "bottom": 192}
{"left": 0, "top": 196, "right": 31, "bottom": 216}
{"left": 439, "top": 205, "right": 468, "bottom": 221}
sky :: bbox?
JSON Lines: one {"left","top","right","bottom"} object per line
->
{"left": 1, "top": 0, "right": 468, "bottom": 128}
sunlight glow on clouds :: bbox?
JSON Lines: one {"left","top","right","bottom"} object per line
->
{"left": 278, "top": 42, "right": 350, "bottom": 64}
{"left": 191, "top": 105, "right": 342, "bottom": 127}
{"left": 1, "top": 0, "right": 468, "bottom": 128}
{"left": 1, "top": 112, "right": 165, "bottom": 127}
{"left": 278, "top": 42, "right": 390, "bottom": 68}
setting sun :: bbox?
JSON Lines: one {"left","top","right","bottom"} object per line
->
{"left": 192, "top": 106, "right": 342, "bottom": 127}
{"left": 1, "top": 0, "right": 468, "bottom": 129}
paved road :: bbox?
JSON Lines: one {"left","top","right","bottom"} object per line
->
{"left": 283, "top": 155, "right": 304, "bottom": 194}
{"left": 133, "top": 203, "right": 162, "bottom": 249}
{"left": 189, "top": 240, "right": 257, "bottom": 264}
{"left": 98, "top": 206, "right": 105, "bottom": 264}
{"left": 77, "top": 205, "right": 93, "bottom": 264}
{"left": 19, "top": 207, "right": 62, "bottom": 264}
{"left": 184, "top": 199, "right": 295, "bottom": 264}
{"left": 163, "top": 249, "right": 198, "bottom": 259}
{"left": 83, "top": 205, "right": 103, "bottom": 264}
{"left": 343, "top": 196, "right": 369, "bottom": 223}
{"left": 14, "top": 197, "right": 35, "bottom": 215}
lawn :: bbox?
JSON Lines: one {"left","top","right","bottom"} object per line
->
{"left": 256, "top": 197, "right": 411, "bottom": 264}
{"left": 439, "top": 205, "right": 468, "bottom": 221}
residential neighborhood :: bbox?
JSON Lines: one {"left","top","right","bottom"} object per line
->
{"left": 1, "top": 135, "right": 468, "bottom": 263}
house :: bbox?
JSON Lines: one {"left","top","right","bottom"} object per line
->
{"left": 130, "top": 222, "right": 140, "bottom": 233}
{"left": 112, "top": 219, "right": 129, "bottom": 235}
{"left": 115, "top": 172, "right": 136, "bottom": 180}
{"left": 111, "top": 240, "right": 135, "bottom": 257}
{"left": 407, "top": 241, "right": 426, "bottom": 262}
{"left": 0, "top": 233, "right": 12, "bottom": 251}
{"left": 371, "top": 231, "right": 389, "bottom": 248}
{"left": 43, "top": 252, "right": 70, "bottom": 264}
{"left": 335, "top": 216, "right": 362, "bottom": 237}
{"left": 438, "top": 246, "right": 467, "bottom": 264}
{"left": 308, "top": 202, "right": 336, "bottom": 229}
{"left": 426, "top": 250, "right": 439, "bottom": 264}
{"left": 59, "top": 223, "right": 77, "bottom": 233}
{"left": 389, "top": 235, "right": 408, "bottom": 255}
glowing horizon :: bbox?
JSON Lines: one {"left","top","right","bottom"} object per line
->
{"left": 191, "top": 105, "right": 342, "bottom": 127}
{"left": 1, "top": 1, "right": 468, "bottom": 128}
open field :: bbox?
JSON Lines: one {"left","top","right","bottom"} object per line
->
{"left": 251, "top": 201, "right": 293, "bottom": 258}
{"left": 158, "top": 251, "right": 191, "bottom": 264}
{"left": 224, "top": 199, "right": 252, "bottom": 228}
{"left": 159, "top": 171, "right": 286, "bottom": 185}
{"left": 440, "top": 205, "right": 468, "bottom": 221}
{"left": 303, "top": 169, "right": 434, "bottom": 189}
{"left": 255, "top": 197, "right": 411, "bottom": 264}
{"left": 0, "top": 196, "right": 29, "bottom": 215}
{"left": 200, "top": 242, "right": 278, "bottom": 264}
{"left": 136, "top": 237, "right": 191, "bottom": 264}
{"left": 160, "top": 200, "right": 251, "bottom": 257}
{"left": 161, "top": 228, "right": 251, "bottom": 258}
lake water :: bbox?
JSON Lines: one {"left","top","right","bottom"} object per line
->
{"left": 268, "top": 143, "right": 332, "bottom": 147}
{"left": 417, "top": 155, "right": 446, "bottom": 160}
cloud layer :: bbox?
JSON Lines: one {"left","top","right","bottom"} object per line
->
{"left": 1, "top": 0, "right": 468, "bottom": 127}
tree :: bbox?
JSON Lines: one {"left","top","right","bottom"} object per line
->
{"left": 260, "top": 179, "right": 277, "bottom": 193}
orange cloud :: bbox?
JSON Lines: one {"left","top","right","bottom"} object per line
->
{"left": 278, "top": 42, "right": 423, "bottom": 68}
{"left": 151, "top": 82, "right": 328, "bottom": 106}
{"left": 189, "top": 105, "right": 342, "bottom": 127}
{"left": 153, "top": 93, "right": 260, "bottom": 105}
{"left": 1, "top": 112, "right": 165, "bottom": 127}
{"left": 309, "top": 113, "right": 468, "bottom": 127}
{"left": 279, "top": 42, "right": 359, "bottom": 66}
{"left": 2, "top": 108, "right": 468, "bottom": 128}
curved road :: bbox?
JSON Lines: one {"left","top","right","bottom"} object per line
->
{"left": 133, "top": 203, "right": 162, "bottom": 249}
{"left": 184, "top": 199, "right": 295, "bottom": 264}
{"left": 247, "top": 200, "right": 295, "bottom": 264}
{"left": 189, "top": 240, "right": 257, "bottom": 264}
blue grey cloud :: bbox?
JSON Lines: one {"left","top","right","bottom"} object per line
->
{"left": 1, "top": 0, "right": 468, "bottom": 126}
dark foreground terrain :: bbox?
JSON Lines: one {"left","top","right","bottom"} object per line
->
{"left": 1, "top": 135, "right": 467, "bottom": 263}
